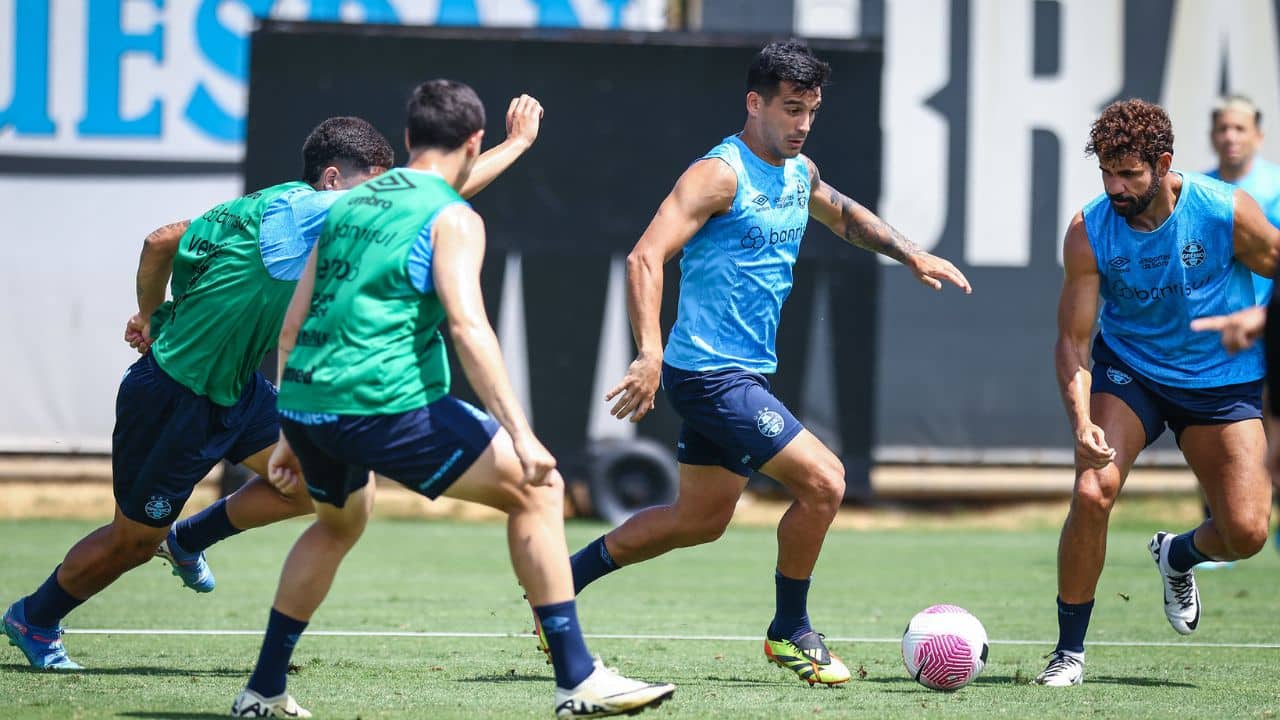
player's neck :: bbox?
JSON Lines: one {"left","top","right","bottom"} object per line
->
{"left": 1216, "top": 156, "right": 1255, "bottom": 183}
{"left": 738, "top": 124, "right": 786, "bottom": 167}
{"left": 1127, "top": 172, "right": 1183, "bottom": 232}
{"left": 405, "top": 149, "right": 466, "bottom": 189}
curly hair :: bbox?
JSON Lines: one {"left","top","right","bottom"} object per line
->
{"left": 301, "top": 117, "right": 394, "bottom": 185}
{"left": 1085, "top": 99, "right": 1174, "bottom": 168}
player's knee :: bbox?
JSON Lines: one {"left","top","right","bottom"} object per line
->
{"left": 1072, "top": 474, "right": 1118, "bottom": 516}
{"left": 110, "top": 528, "right": 166, "bottom": 568}
{"left": 679, "top": 511, "right": 733, "bottom": 546}
{"left": 1220, "top": 517, "right": 1269, "bottom": 558}
{"left": 505, "top": 470, "right": 566, "bottom": 517}
{"left": 800, "top": 459, "right": 845, "bottom": 516}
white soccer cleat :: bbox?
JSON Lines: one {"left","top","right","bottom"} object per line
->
{"left": 554, "top": 660, "right": 675, "bottom": 718}
{"left": 1149, "top": 531, "right": 1201, "bottom": 635}
{"left": 1033, "top": 650, "right": 1084, "bottom": 686}
{"left": 230, "top": 688, "right": 311, "bottom": 718}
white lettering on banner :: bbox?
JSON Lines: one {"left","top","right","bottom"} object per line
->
{"left": 965, "top": 0, "right": 1121, "bottom": 266}
{"left": 1161, "top": 0, "right": 1280, "bottom": 175}
{"left": 0, "top": 0, "right": 664, "bottom": 160}
{"left": 879, "top": 0, "right": 948, "bottom": 257}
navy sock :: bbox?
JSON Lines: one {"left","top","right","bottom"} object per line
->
{"left": 767, "top": 570, "right": 812, "bottom": 642}
{"left": 569, "top": 535, "right": 618, "bottom": 595}
{"left": 247, "top": 608, "right": 308, "bottom": 699}
{"left": 1054, "top": 597, "right": 1094, "bottom": 654}
{"left": 1166, "top": 530, "right": 1211, "bottom": 573}
{"left": 534, "top": 600, "right": 595, "bottom": 689}
{"left": 23, "top": 567, "right": 84, "bottom": 628}
{"left": 174, "top": 497, "right": 242, "bottom": 554}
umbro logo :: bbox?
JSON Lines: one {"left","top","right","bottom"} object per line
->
{"left": 367, "top": 173, "right": 416, "bottom": 192}
{"left": 1109, "top": 256, "right": 1130, "bottom": 271}
{"left": 751, "top": 193, "right": 769, "bottom": 207}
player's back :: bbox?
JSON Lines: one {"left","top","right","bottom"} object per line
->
{"left": 280, "top": 168, "right": 465, "bottom": 417}
{"left": 664, "top": 135, "right": 811, "bottom": 375}
{"left": 1085, "top": 171, "right": 1263, "bottom": 387}
{"left": 149, "top": 181, "right": 311, "bottom": 406}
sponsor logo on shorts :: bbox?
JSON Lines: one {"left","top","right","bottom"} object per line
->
{"left": 756, "top": 409, "right": 785, "bottom": 438}
{"left": 1180, "top": 240, "right": 1206, "bottom": 268}
{"left": 144, "top": 495, "right": 173, "bottom": 521}
{"left": 1105, "top": 367, "right": 1133, "bottom": 385}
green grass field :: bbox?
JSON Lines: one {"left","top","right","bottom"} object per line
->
{"left": 1, "top": 514, "right": 1277, "bottom": 719}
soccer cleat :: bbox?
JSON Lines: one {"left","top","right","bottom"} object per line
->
{"left": 1033, "top": 650, "right": 1084, "bottom": 686}
{"left": 3, "top": 599, "right": 83, "bottom": 670}
{"left": 763, "top": 631, "right": 851, "bottom": 686}
{"left": 1149, "top": 531, "right": 1200, "bottom": 635}
{"left": 230, "top": 688, "right": 311, "bottom": 718}
{"left": 554, "top": 660, "right": 675, "bottom": 718}
{"left": 156, "top": 528, "right": 215, "bottom": 593}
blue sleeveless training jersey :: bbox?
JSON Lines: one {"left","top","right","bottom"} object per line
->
{"left": 1207, "top": 158, "right": 1280, "bottom": 303}
{"left": 664, "top": 135, "right": 812, "bottom": 374}
{"left": 1085, "top": 171, "right": 1263, "bottom": 388}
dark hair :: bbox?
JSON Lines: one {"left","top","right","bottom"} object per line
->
{"left": 406, "top": 79, "right": 486, "bottom": 151}
{"left": 1085, "top": 99, "right": 1175, "bottom": 168}
{"left": 747, "top": 40, "right": 831, "bottom": 99}
{"left": 301, "top": 116, "right": 394, "bottom": 185}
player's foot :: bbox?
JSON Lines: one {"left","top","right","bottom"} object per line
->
{"left": 156, "top": 528, "right": 215, "bottom": 593}
{"left": 763, "top": 630, "right": 851, "bottom": 686}
{"left": 554, "top": 660, "right": 675, "bottom": 718}
{"left": 230, "top": 688, "right": 311, "bottom": 718}
{"left": 3, "top": 599, "right": 82, "bottom": 670}
{"left": 524, "top": 592, "right": 551, "bottom": 664}
{"left": 1149, "top": 531, "right": 1200, "bottom": 635}
{"left": 1033, "top": 650, "right": 1083, "bottom": 686}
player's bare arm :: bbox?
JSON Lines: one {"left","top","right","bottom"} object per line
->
{"left": 458, "top": 94, "right": 543, "bottom": 199}
{"left": 804, "top": 157, "right": 971, "bottom": 293}
{"left": 431, "top": 203, "right": 555, "bottom": 485}
{"left": 1231, "top": 187, "right": 1280, "bottom": 277}
{"left": 1056, "top": 213, "right": 1115, "bottom": 469}
{"left": 607, "top": 158, "right": 737, "bottom": 423}
{"left": 126, "top": 219, "right": 189, "bottom": 353}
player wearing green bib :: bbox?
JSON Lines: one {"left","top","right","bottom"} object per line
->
{"left": 231, "top": 80, "right": 675, "bottom": 720}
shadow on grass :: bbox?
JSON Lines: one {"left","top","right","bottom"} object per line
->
{"left": 857, "top": 673, "right": 1196, "bottom": 690}
{"left": 1088, "top": 675, "right": 1196, "bottom": 688}
{"left": 116, "top": 707, "right": 226, "bottom": 712}
{"left": 696, "top": 675, "right": 849, "bottom": 688}
{"left": 459, "top": 672, "right": 552, "bottom": 683}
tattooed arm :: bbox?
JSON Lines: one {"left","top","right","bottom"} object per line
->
{"left": 126, "top": 219, "right": 189, "bottom": 353}
{"left": 804, "top": 157, "right": 971, "bottom": 293}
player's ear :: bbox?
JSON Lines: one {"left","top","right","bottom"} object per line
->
{"left": 467, "top": 129, "right": 484, "bottom": 157}
{"left": 746, "top": 90, "right": 763, "bottom": 117}
{"left": 319, "top": 165, "right": 341, "bottom": 190}
{"left": 1155, "top": 152, "right": 1172, "bottom": 177}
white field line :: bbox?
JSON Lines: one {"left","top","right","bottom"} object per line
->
{"left": 61, "top": 628, "right": 1280, "bottom": 649}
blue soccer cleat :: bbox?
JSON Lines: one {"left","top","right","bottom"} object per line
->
{"left": 3, "top": 599, "right": 83, "bottom": 670}
{"left": 156, "top": 529, "right": 215, "bottom": 593}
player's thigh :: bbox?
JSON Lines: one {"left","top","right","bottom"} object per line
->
{"left": 758, "top": 429, "right": 843, "bottom": 499}
{"left": 1086, "top": 392, "right": 1149, "bottom": 480}
{"left": 441, "top": 427, "right": 558, "bottom": 514}
{"left": 672, "top": 463, "right": 749, "bottom": 526}
{"left": 1180, "top": 419, "right": 1271, "bottom": 525}
{"left": 238, "top": 445, "right": 274, "bottom": 478}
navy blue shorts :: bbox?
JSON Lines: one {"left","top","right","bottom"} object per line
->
{"left": 661, "top": 363, "right": 805, "bottom": 477}
{"left": 279, "top": 396, "right": 500, "bottom": 508}
{"left": 113, "top": 352, "right": 279, "bottom": 527}
{"left": 1091, "top": 336, "right": 1263, "bottom": 447}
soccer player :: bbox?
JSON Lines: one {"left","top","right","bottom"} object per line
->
{"left": 1207, "top": 94, "right": 1280, "bottom": 304}
{"left": 3, "top": 98, "right": 544, "bottom": 672}
{"left": 230, "top": 80, "right": 675, "bottom": 719}
{"left": 1037, "top": 99, "right": 1278, "bottom": 687}
{"left": 564, "top": 40, "right": 970, "bottom": 687}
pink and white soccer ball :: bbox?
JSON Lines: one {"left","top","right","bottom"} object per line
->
{"left": 901, "top": 604, "right": 989, "bottom": 690}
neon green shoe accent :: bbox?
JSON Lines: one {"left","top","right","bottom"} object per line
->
{"left": 764, "top": 632, "right": 851, "bottom": 686}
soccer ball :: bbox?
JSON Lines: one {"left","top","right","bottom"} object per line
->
{"left": 901, "top": 604, "right": 989, "bottom": 690}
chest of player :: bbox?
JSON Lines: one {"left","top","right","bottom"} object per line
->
{"left": 707, "top": 180, "right": 812, "bottom": 262}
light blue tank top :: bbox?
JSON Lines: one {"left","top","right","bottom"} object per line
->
{"left": 664, "top": 135, "right": 812, "bottom": 373}
{"left": 1085, "top": 171, "right": 1262, "bottom": 387}
{"left": 1207, "top": 158, "right": 1280, "bottom": 303}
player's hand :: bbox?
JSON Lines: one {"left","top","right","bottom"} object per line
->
{"left": 1074, "top": 422, "right": 1116, "bottom": 470}
{"left": 906, "top": 252, "right": 972, "bottom": 294}
{"left": 1190, "top": 305, "right": 1266, "bottom": 353}
{"left": 606, "top": 352, "right": 662, "bottom": 423}
{"left": 512, "top": 433, "right": 557, "bottom": 486}
{"left": 505, "top": 94, "right": 543, "bottom": 148}
{"left": 267, "top": 436, "right": 303, "bottom": 496}
{"left": 124, "top": 313, "right": 153, "bottom": 354}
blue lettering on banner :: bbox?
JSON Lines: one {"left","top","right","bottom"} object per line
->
{"left": 308, "top": 0, "right": 399, "bottom": 23}
{"left": 437, "top": 0, "right": 479, "bottom": 26}
{"left": 537, "top": 0, "right": 579, "bottom": 27}
{"left": 185, "top": 0, "right": 274, "bottom": 142}
{"left": 0, "top": 0, "right": 55, "bottom": 135}
{"left": 78, "top": 0, "right": 165, "bottom": 137}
